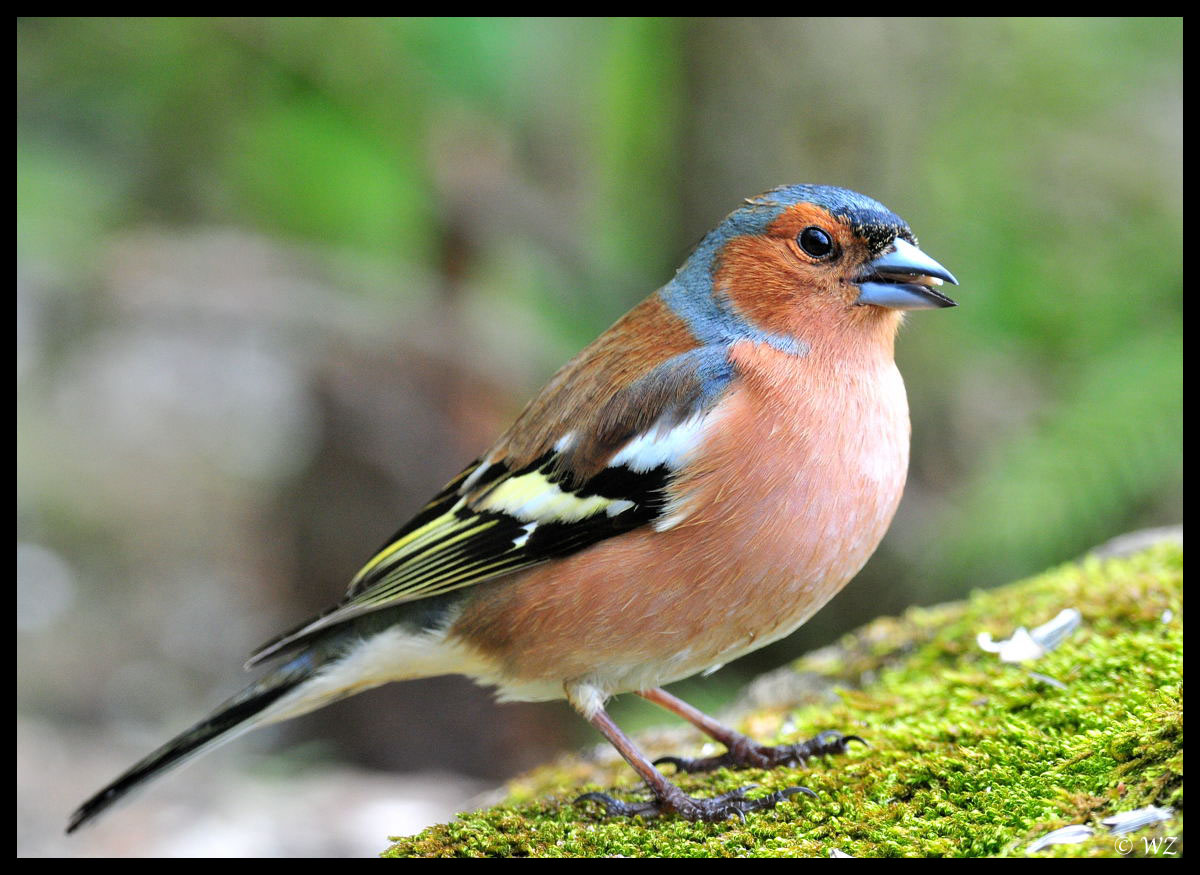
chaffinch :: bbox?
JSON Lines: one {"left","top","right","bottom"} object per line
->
{"left": 69, "top": 184, "right": 958, "bottom": 830}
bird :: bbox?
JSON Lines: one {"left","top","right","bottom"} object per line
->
{"left": 68, "top": 183, "right": 958, "bottom": 830}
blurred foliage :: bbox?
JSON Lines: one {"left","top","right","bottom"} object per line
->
{"left": 18, "top": 15, "right": 1180, "bottom": 806}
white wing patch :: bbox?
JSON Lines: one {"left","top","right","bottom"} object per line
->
{"left": 476, "top": 413, "right": 713, "bottom": 526}
{"left": 613, "top": 411, "right": 714, "bottom": 531}
{"left": 512, "top": 521, "right": 538, "bottom": 548}
{"left": 608, "top": 411, "right": 710, "bottom": 473}
{"left": 605, "top": 499, "right": 635, "bottom": 517}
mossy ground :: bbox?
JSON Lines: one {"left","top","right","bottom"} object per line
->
{"left": 383, "top": 543, "right": 1182, "bottom": 857}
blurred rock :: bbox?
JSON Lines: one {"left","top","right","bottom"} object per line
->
{"left": 1088, "top": 525, "right": 1183, "bottom": 560}
{"left": 18, "top": 717, "right": 490, "bottom": 858}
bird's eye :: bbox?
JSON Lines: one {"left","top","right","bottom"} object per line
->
{"left": 798, "top": 226, "right": 835, "bottom": 259}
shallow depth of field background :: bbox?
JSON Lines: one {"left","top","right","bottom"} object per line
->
{"left": 18, "top": 18, "right": 1181, "bottom": 857}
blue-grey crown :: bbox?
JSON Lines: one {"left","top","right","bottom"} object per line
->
{"left": 739, "top": 184, "right": 916, "bottom": 254}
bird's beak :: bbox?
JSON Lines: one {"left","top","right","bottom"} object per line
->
{"left": 855, "top": 238, "right": 959, "bottom": 310}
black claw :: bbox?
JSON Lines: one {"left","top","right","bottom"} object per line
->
{"left": 803, "top": 730, "right": 868, "bottom": 757}
{"left": 652, "top": 752, "right": 734, "bottom": 774}
{"left": 574, "top": 792, "right": 661, "bottom": 819}
{"left": 653, "top": 730, "right": 868, "bottom": 775}
{"left": 574, "top": 791, "right": 614, "bottom": 807}
{"left": 651, "top": 755, "right": 686, "bottom": 769}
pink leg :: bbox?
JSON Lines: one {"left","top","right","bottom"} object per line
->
{"left": 638, "top": 687, "right": 865, "bottom": 774}
{"left": 574, "top": 704, "right": 813, "bottom": 822}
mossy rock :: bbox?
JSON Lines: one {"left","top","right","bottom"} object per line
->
{"left": 384, "top": 541, "right": 1182, "bottom": 857}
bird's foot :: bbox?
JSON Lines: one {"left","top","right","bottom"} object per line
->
{"left": 654, "top": 730, "right": 866, "bottom": 774}
{"left": 576, "top": 783, "right": 815, "bottom": 822}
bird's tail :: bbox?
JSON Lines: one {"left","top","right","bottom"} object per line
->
{"left": 67, "top": 647, "right": 336, "bottom": 834}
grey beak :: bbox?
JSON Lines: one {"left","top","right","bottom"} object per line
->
{"left": 855, "top": 238, "right": 959, "bottom": 310}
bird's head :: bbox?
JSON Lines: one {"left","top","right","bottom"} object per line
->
{"left": 663, "top": 184, "right": 958, "bottom": 352}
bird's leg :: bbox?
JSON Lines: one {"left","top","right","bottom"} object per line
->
{"left": 639, "top": 687, "right": 865, "bottom": 774}
{"left": 573, "top": 704, "right": 813, "bottom": 822}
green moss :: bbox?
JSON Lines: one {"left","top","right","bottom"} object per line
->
{"left": 384, "top": 542, "right": 1182, "bottom": 857}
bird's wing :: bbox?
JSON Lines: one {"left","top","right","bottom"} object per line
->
{"left": 246, "top": 345, "right": 734, "bottom": 668}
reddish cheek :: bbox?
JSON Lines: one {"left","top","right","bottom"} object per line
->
{"left": 714, "top": 237, "right": 834, "bottom": 336}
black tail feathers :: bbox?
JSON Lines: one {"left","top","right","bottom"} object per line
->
{"left": 66, "top": 661, "right": 313, "bottom": 834}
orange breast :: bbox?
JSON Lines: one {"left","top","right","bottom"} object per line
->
{"left": 450, "top": 335, "right": 911, "bottom": 696}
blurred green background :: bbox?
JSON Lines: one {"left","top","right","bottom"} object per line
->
{"left": 18, "top": 18, "right": 1181, "bottom": 857}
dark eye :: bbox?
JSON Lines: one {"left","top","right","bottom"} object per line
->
{"left": 798, "top": 226, "right": 835, "bottom": 259}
